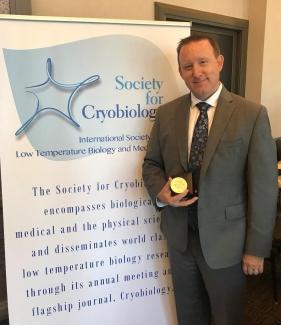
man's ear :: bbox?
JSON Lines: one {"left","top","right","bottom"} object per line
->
{"left": 217, "top": 54, "right": 224, "bottom": 71}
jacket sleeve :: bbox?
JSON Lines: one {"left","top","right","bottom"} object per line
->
{"left": 142, "top": 109, "right": 167, "bottom": 204}
{"left": 244, "top": 106, "right": 278, "bottom": 257}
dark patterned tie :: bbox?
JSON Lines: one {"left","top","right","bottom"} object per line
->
{"left": 189, "top": 102, "right": 211, "bottom": 193}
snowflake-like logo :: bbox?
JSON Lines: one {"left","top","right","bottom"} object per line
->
{"left": 15, "top": 58, "right": 100, "bottom": 136}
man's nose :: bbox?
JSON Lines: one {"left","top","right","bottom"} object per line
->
{"left": 192, "top": 64, "right": 202, "bottom": 77}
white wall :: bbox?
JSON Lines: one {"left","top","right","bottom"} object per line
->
{"left": 30, "top": 0, "right": 281, "bottom": 137}
{"left": 31, "top": 0, "right": 248, "bottom": 20}
{"left": 245, "top": 0, "right": 266, "bottom": 104}
{"left": 246, "top": 0, "right": 281, "bottom": 137}
{"left": 260, "top": 0, "right": 281, "bottom": 137}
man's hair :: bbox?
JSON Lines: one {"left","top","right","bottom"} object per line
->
{"left": 177, "top": 35, "right": 221, "bottom": 62}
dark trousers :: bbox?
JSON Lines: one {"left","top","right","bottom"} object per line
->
{"left": 168, "top": 228, "right": 246, "bottom": 325}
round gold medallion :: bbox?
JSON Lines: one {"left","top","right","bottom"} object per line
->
{"left": 170, "top": 177, "right": 188, "bottom": 194}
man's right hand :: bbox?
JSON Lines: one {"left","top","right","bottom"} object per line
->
{"left": 157, "top": 177, "right": 198, "bottom": 207}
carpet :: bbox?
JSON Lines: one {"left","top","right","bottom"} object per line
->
{"left": 245, "top": 259, "right": 281, "bottom": 325}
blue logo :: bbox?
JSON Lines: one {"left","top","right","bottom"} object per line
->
{"left": 3, "top": 35, "right": 179, "bottom": 160}
{"left": 15, "top": 58, "right": 100, "bottom": 136}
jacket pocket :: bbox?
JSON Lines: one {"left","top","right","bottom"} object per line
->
{"left": 225, "top": 203, "right": 245, "bottom": 220}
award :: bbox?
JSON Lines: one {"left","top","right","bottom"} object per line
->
{"left": 170, "top": 177, "right": 188, "bottom": 194}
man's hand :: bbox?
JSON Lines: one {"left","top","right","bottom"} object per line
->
{"left": 242, "top": 254, "right": 264, "bottom": 275}
{"left": 157, "top": 177, "right": 198, "bottom": 207}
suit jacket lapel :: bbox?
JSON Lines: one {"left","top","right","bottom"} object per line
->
{"left": 175, "top": 94, "right": 190, "bottom": 172}
{"left": 200, "top": 87, "right": 236, "bottom": 179}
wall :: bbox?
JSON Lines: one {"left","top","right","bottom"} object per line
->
{"left": 245, "top": 0, "right": 266, "bottom": 104}
{"left": 260, "top": 0, "right": 281, "bottom": 137}
{"left": 246, "top": 0, "right": 281, "bottom": 137}
{"left": 31, "top": 0, "right": 248, "bottom": 20}
{"left": 28, "top": 0, "right": 281, "bottom": 137}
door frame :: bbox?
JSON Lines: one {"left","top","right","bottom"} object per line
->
{"left": 154, "top": 2, "right": 248, "bottom": 96}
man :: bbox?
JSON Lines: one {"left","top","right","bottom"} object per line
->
{"left": 142, "top": 35, "right": 278, "bottom": 325}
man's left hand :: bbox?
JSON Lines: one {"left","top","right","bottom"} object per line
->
{"left": 242, "top": 254, "right": 264, "bottom": 275}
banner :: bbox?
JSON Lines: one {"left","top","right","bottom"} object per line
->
{"left": 0, "top": 16, "right": 190, "bottom": 324}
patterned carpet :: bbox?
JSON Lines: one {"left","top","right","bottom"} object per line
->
{"left": 245, "top": 259, "right": 281, "bottom": 325}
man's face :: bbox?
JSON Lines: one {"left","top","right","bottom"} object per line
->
{"left": 178, "top": 39, "right": 224, "bottom": 100}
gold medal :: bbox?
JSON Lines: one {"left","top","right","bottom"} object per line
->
{"left": 170, "top": 177, "right": 188, "bottom": 194}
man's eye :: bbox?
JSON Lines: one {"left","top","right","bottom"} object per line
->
{"left": 183, "top": 65, "right": 192, "bottom": 70}
{"left": 200, "top": 60, "right": 208, "bottom": 66}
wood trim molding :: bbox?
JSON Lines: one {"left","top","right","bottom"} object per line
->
{"left": 155, "top": 2, "right": 248, "bottom": 29}
{"left": 9, "top": 0, "right": 31, "bottom": 14}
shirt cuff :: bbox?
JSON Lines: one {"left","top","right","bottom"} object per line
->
{"left": 156, "top": 197, "right": 167, "bottom": 208}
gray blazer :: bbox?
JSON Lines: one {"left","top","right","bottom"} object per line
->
{"left": 143, "top": 87, "right": 278, "bottom": 269}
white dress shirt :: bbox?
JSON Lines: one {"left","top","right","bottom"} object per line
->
{"left": 188, "top": 83, "right": 222, "bottom": 157}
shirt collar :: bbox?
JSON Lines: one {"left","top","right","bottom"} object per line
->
{"left": 191, "top": 83, "right": 223, "bottom": 109}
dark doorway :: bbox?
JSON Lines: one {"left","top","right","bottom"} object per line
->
{"left": 155, "top": 2, "right": 248, "bottom": 96}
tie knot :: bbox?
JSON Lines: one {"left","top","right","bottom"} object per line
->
{"left": 196, "top": 102, "right": 210, "bottom": 112}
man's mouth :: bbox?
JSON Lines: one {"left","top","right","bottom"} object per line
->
{"left": 192, "top": 78, "right": 207, "bottom": 84}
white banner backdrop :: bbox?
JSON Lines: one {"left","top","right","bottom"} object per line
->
{"left": 0, "top": 16, "right": 190, "bottom": 325}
